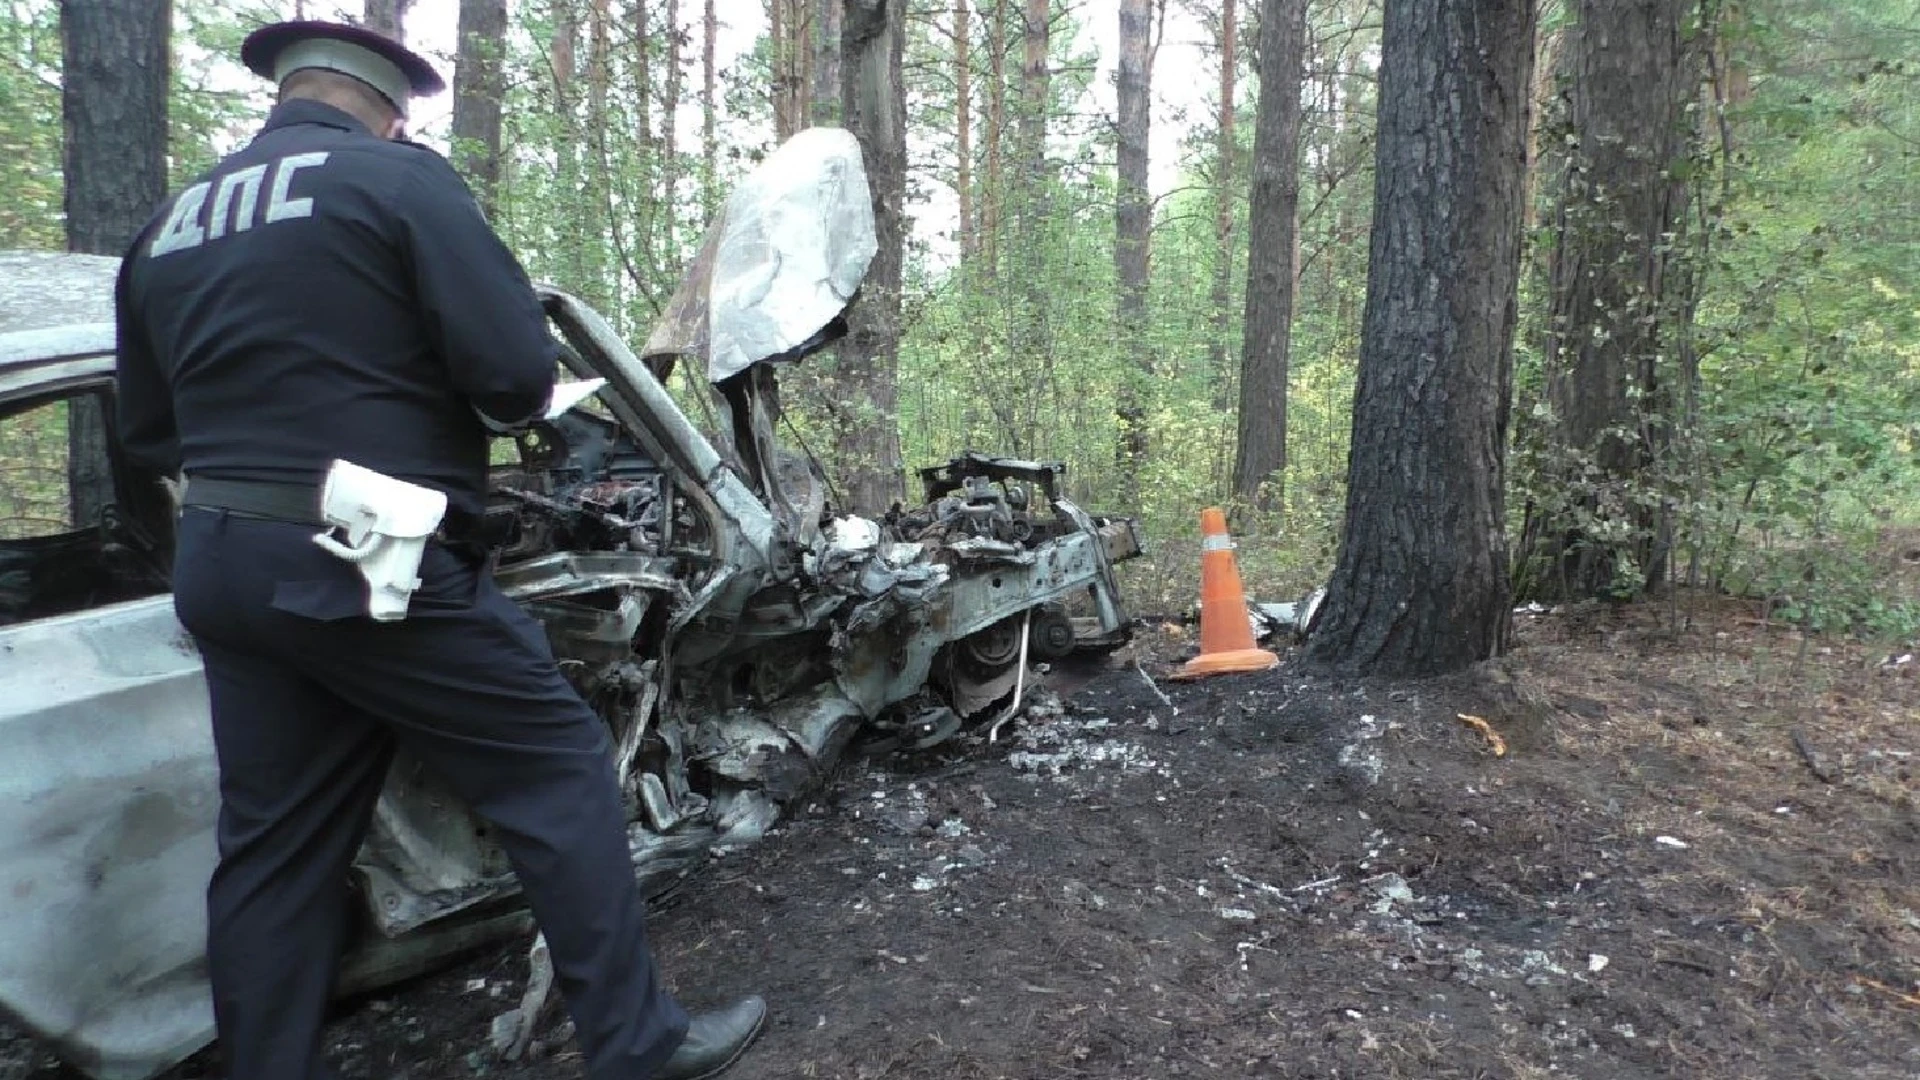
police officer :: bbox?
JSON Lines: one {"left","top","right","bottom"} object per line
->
{"left": 112, "top": 20, "right": 765, "bottom": 1080}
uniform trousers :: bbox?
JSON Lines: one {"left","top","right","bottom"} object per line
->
{"left": 171, "top": 507, "right": 690, "bottom": 1080}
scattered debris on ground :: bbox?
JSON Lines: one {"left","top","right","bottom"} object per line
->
{"left": 2, "top": 596, "right": 1914, "bottom": 1080}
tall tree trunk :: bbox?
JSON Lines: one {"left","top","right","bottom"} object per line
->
{"left": 452, "top": 0, "right": 509, "bottom": 217}
{"left": 363, "top": 0, "right": 415, "bottom": 40}
{"left": 984, "top": 0, "right": 1007, "bottom": 274}
{"left": 1231, "top": 0, "right": 1307, "bottom": 513}
{"left": 1522, "top": 0, "right": 1701, "bottom": 600}
{"left": 584, "top": 0, "right": 612, "bottom": 306}
{"left": 60, "top": 0, "right": 170, "bottom": 528}
{"left": 835, "top": 0, "right": 907, "bottom": 512}
{"left": 1303, "top": 0, "right": 1538, "bottom": 677}
{"left": 1015, "top": 0, "right": 1051, "bottom": 366}
{"left": 1206, "top": 0, "right": 1238, "bottom": 397}
{"left": 551, "top": 1, "right": 586, "bottom": 296}
{"left": 953, "top": 0, "right": 972, "bottom": 264}
{"left": 702, "top": 0, "right": 718, "bottom": 216}
{"left": 635, "top": 0, "right": 653, "bottom": 149}
{"left": 1016, "top": 0, "right": 1049, "bottom": 211}
{"left": 814, "top": 0, "right": 843, "bottom": 125}
{"left": 769, "top": 0, "right": 788, "bottom": 138}
{"left": 661, "top": 0, "right": 684, "bottom": 255}
{"left": 1113, "top": 0, "right": 1153, "bottom": 506}
{"left": 771, "top": 0, "right": 812, "bottom": 139}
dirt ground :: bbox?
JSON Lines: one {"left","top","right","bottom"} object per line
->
{"left": 4, "top": 595, "right": 1917, "bottom": 1080}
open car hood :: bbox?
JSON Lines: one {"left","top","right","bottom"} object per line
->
{"left": 640, "top": 127, "right": 877, "bottom": 381}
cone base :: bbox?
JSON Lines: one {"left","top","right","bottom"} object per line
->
{"left": 1172, "top": 647, "right": 1280, "bottom": 680}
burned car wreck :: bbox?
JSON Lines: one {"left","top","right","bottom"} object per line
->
{"left": 0, "top": 127, "right": 1141, "bottom": 1079}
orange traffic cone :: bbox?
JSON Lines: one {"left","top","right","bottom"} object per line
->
{"left": 1174, "top": 507, "right": 1279, "bottom": 679}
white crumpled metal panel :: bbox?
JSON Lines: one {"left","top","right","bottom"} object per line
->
{"left": 704, "top": 127, "right": 878, "bottom": 382}
{"left": 0, "top": 598, "right": 219, "bottom": 1080}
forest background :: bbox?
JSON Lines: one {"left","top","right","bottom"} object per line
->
{"left": 6, "top": 0, "right": 1919, "bottom": 652}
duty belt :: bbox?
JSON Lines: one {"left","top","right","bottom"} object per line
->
{"left": 181, "top": 475, "right": 502, "bottom": 552}
{"left": 180, "top": 476, "right": 326, "bottom": 526}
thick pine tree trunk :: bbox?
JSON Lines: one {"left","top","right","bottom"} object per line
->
{"left": 1522, "top": 0, "right": 1700, "bottom": 600}
{"left": 1303, "top": 0, "right": 1537, "bottom": 678}
{"left": 452, "top": 0, "right": 508, "bottom": 217}
{"left": 835, "top": 0, "right": 907, "bottom": 513}
{"left": 1231, "top": 0, "right": 1307, "bottom": 513}
{"left": 1113, "top": 0, "right": 1153, "bottom": 506}
{"left": 60, "top": 0, "right": 170, "bottom": 528}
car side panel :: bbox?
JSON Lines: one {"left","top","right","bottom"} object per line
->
{"left": 0, "top": 596, "right": 218, "bottom": 1080}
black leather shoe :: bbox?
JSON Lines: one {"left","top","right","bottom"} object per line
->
{"left": 655, "top": 996, "right": 767, "bottom": 1080}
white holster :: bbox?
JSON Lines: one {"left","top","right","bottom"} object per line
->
{"left": 311, "top": 460, "right": 449, "bottom": 622}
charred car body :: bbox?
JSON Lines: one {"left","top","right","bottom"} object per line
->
{"left": 0, "top": 129, "right": 1140, "bottom": 1079}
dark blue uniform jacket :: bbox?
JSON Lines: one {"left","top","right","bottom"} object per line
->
{"left": 115, "top": 98, "right": 557, "bottom": 525}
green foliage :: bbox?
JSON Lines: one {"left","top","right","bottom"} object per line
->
{"left": 4, "top": 0, "right": 1915, "bottom": 638}
{"left": 0, "top": 1, "right": 63, "bottom": 250}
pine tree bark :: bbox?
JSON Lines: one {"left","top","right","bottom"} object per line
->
{"left": 1016, "top": 0, "right": 1049, "bottom": 209}
{"left": 60, "top": 0, "right": 170, "bottom": 528}
{"left": 551, "top": 1, "right": 590, "bottom": 300}
{"left": 661, "top": 0, "right": 685, "bottom": 255}
{"left": 1523, "top": 0, "right": 1701, "bottom": 600}
{"left": 952, "top": 0, "right": 972, "bottom": 264}
{"left": 836, "top": 0, "right": 908, "bottom": 513}
{"left": 1113, "top": 0, "right": 1153, "bottom": 505}
{"left": 814, "top": 0, "right": 844, "bottom": 125}
{"left": 363, "top": 0, "right": 415, "bottom": 40}
{"left": 771, "top": 0, "right": 812, "bottom": 139}
{"left": 1302, "top": 0, "right": 1537, "bottom": 677}
{"left": 983, "top": 0, "right": 1008, "bottom": 274}
{"left": 769, "top": 0, "right": 789, "bottom": 138}
{"left": 635, "top": 0, "right": 653, "bottom": 149}
{"left": 702, "top": 0, "right": 719, "bottom": 215}
{"left": 1015, "top": 0, "right": 1052, "bottom": 365}
{"left": 452, "top": 0, "right": 508, "bottom": 217}
{"left": 1231, "top": 0, "right": 1306, "bottom": 513}
{"left": 1206, "top": 0, "right": 1238, "bottom": 394}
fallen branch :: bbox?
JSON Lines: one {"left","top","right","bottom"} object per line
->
{"left": 1790, "top": 727, "right": 1836, "bottom": 784}
{"left": 1456, "top": 713, "right": 1508, "bottom": 757}
{"left": 1857, "top": 977, "right": 1920, "bottom": 1009}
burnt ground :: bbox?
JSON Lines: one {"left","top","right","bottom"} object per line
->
{"left": 5, "top": 597, "right": 1918, "bottom": 1080}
